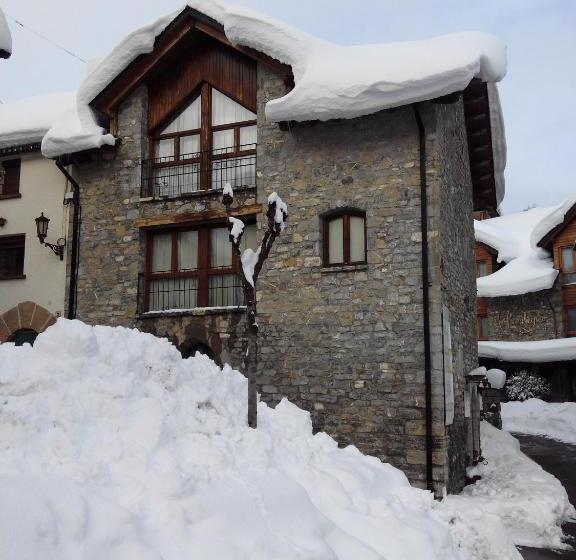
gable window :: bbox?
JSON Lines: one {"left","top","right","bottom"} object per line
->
{"left": 323, "top": 211, "right": 366, "bottom": 266}
{"left": 0, "top": 159, "right": 21, "bottom": 198}
{"left": 476, "top": 260, "right": 489, "bottom": 278}
{"left": 145, "top": 84, "right": 257, "bottom": 198}
{"left": 559, "top": 246, "right": 576, "bottom": 284}
{"left": 142, "top": 221, "right": 257, "bottom": 312}
{"left": 0, "top": 234, "right": 25, "bottom": 279}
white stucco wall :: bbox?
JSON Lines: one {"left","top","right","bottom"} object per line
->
{"left": 0, "top": 152, "right": 69, "bottom": 317}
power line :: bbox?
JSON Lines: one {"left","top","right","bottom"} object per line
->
{"left": 6, "top": 14, "right": 86, "bottom": 63}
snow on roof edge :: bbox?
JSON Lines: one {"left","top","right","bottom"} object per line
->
{"left": 0, "top": 6, "right": 12, "bottom": 58}
{"left": 531, "top": 194, "right": 576, "bottom": 249}
{"left": 42, "top": 0, "right": 506, "bottom": 158}
{"left": 479, "top": 338, "right": 576, "bottom": 363}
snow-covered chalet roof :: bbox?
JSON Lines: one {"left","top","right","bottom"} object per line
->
{"left": 475, "top": 195, "right": 576, "bottom": 298}
{"left": 0, "top": 92, "right": 76, "bottom": 150}
{"left": 42, "top": 0, "right": 507, "bottom": 158}
{"left": 479, "top": 338, "right": 576, "bottom": 363}
{"left": 0, "top": 6, "right": 11, "bottom": 59}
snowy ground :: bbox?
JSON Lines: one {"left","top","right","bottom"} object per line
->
{"left": 502, "top": 399, "right": 576, "bottom": 445}
{"left": 445, "top": 422, "right": 575, "bottom": 553}
{"left": 0, "top": 320, "right": 572, "bottom": 559}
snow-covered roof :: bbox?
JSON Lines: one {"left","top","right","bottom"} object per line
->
{"left": 42, "top": 0, "right": 507, "bottom": 158}
{"left": 475, "top": 195, "right": 576, "bottom": 297}
{"left": 0, "top": 92, "right": 76, "bottom": 150}
{"left": 0, "top": 6, "right": 11, "bottom": 59}
{"left": 479, "top": 338, "right": 576, "bottom": 363}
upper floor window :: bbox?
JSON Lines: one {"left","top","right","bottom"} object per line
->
{"left": 565, "top": 306, "right": 576, "bottom": 337}
{"left": 0, "top": 159, "right": 21, "bottom": 198}
{"left": 476, "top": 260, "right": 489, "bottom": 278}
{"left": 0, "top": 234, "right": 25, "bottom": 279}
{"left": 141, "top": 221, "right": 257, "bottom": 312}
{"left": 477, "top": 315, "right": 489, "bottom": 340}
{"left": 323, "top": 211, "right": 366, "bottom": 266}
{"left": 144, "top": 85, "right": 257, "bottom": 198}
{"left": 560, "top": 246, "right": 575, "bottom": 272}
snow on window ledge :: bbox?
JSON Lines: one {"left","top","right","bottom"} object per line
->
{"left": 139, "top": 306, "right": 246, "bottom": 318}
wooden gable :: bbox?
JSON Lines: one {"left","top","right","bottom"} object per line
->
{"left": 475, "top": 242, "right": 497, "bottom": 275}
{"left": 537, "top": 203, "right": 576, "bottom": 270}
{"left": 91, "top": 7, "right": 291, "bottom": 133}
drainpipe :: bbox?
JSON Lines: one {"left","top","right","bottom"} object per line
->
{"left": 56, "top": 162, "right": 80, "bottom": 320}
{"left": 412, "top": 104, "right": 434, "bottom": 493}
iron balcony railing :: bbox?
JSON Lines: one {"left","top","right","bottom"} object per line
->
{"left": 138, "top": 269, "right": 245, "bottom": 314}
{"left": 141, "top": 144, "right": 257, "bottom": 198}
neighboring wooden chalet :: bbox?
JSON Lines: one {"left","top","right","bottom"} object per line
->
{"left": 475, "top": 197, "right": 576, "bottom": 400}
{"left": 37, "top": 4, "right": 507, "bottom": 494}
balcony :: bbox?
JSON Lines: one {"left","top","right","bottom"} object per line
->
{"left": 138, "top": 270, "right": 245, "bottom": 314}
{"left": 141, "top": 145, "right": 256, "bottom": 199}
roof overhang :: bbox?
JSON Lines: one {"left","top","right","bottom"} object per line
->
{"left": 537, "top": 201, "right": 576, "bottom": 250}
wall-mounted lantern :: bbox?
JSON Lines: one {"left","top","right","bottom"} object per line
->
{"left": 34, "top": 212, "right": 66, "bottom": 261}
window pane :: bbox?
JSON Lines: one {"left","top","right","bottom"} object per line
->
{"left": 211, "top": 156, "right": 256, "bottom": 190}
{"left": 149, "top": 277, "right": 197, "bottom": 311}
{"left": 1, "top": 159, "right": 21, "bottom": 195}
{"left": 209, "top": 274, "right": 242, "bottom": 307}
{"left": 211, "top": 227, "right": 232, "bottom": 268}
{"left": 0, "top": 244, "right": 24, "bottom": 277}
{"left": 180, "top": 135, "right": 200, "bottom": 159}
{"left": 480, "top": 317, "right": 489, "bottom": 338}
{"left": 211, "top": 89, "right": 256, "bottom": 126}
{"left": 477, "top": 261, "right": 488, "bottom": 278}
{"left": 161, "top": 96, "right": 201, "bottom": 134}
{"left": 328, "top": 217, "right": 344, "bottom": 264}
{"left": 153, "top": 163, "right": 199, "bottom": 197}
{"left": 152, "top": 233, "right": 172, "bottom": 272}
{"left": 240, "top": 223, "right": 258, "bottom": 252}
{"left": 239, "top": 125, "right": 257, "bottom": 150}
{"left": 562, "top": 248, "right": 574, "bottom": 271}
{"left": 155, "top": 138, "right": 175, "bottom": 163}
{"left": 178, "top": 231, "right": 198, "bottom": 271}
{"left": 213, "top": 129, "right": 235, "bottom": 154}
{"left": 350, "top": 216, "right": 365, "bottom": 263}
{"left": 567, "top": 308, "right": 576, "bottom": 332}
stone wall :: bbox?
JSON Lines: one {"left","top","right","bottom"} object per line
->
{"left": 71, "top": 63, "right": 477, "bottom": 493}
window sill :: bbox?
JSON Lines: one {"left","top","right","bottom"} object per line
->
{"left": 139, "top": 185, "right": 256, "bottom": 203}
{"left": 0, "top": 193, "right": 21, "bottom": 200}
{"left": 138, "top": 306, "right": 246, "bottom": 318}
{"left": 0, "top": 274, "right": 26, "bottom": 281}
{"left": 320, "top": 264, "right": 367, "bottom": 274}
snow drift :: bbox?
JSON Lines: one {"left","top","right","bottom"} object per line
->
{"left": 42, "top": 0, "right": 506, "bottom": 159}
{"left": 502, "top": 399, "right": 576, "bottom": 445}
{"left": 0, "top": 319, "right": 475, "bottom": 560}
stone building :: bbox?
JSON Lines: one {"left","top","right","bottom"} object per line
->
{"left": 40, "top": 4, "right": 507, "bottom": 494}
{"left": 475, "top": 197, "right": 576, "bottom": 401}
{"left": 0, "top": 93, "right": 76, "bottom": 344}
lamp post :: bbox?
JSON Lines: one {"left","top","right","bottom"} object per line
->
{"left": 34, "top": 212, "right": 66, "bottom": 261}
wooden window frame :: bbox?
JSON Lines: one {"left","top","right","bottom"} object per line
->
{"left": 0, "top": 234, "right": 25, "bottom": 280}
{"left": 559, "top": 245, "right": 576, "bottom": 273}
{"left": 0, "top": 159, "right": 22, "bottom": 199}
{"left": 144, "top": 220, "right": 254, "bottom": 310}
{"left": 476, "top": 314, "right": 489, "bottom": 341}
{"left": 322, "top": 210, "right": 367, "bottom": 267}
{"left": 149, "top": 83, "right": 257, "bottom": 191}
{"left": 564, "top": 305, "right": 576, "bottom": 338}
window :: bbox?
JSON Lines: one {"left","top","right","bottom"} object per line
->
{"left": 0, "top": 159, "right": 21, "bottom": 198}
{"left": 323, "top": 211, "right": 366, "bottom": 266}
{"left": 476, "top": 260, "right": 489, "bottom": 278}
{"left": 477, "top": 315, "right": 489, "bottom": 340}
{"left": 560, "top": 246, "right": 576, "bottom": 272}
{"left": 0, "top": 234, "right": 25, "bottom": 279}
{"left": 143, "top": 221, "right": 257, "bottom": 311}
{"left": 146, "top": 85, "right": 257, "bottom": 197}
{"left": 565, "top": 306, "right": 576, "bottom": 337}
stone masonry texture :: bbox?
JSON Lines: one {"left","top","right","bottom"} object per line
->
{"left": 71, "top": 62, "right": 479, "bottom": 494}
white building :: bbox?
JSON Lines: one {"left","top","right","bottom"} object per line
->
{"left": 0, "top": 93, "right": 75, "bottom": 344}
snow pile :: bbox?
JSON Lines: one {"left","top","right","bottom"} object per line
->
{"left": 0, "top": 5, "right": 11, "bottom": 57}
{"left": 502, "top": 399, "right": 576, "bottom": 445}
{"left": 0, "top": 319, "right": 479, "bottom": 560}
{"left": 486, "top": 368, "right": 506, "bottom": 389}
{"left": 42, "top": 0, "right": 506, "bottom": 159}
{"left": 0, "top": 92, "right": 76, "bottom": 149}
{"left": 446, "top": 422, "right": 575, "bottom": 551}
{"left": 479, "top": 337, "right": 576, "bottom": 363}
{"left": 475, "top": 195, "right": 576, "bottom": 297}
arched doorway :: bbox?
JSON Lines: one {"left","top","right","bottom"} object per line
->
{"left": 8, "top": 328, "right": 38, "bottom": 346}
{"left": 179, "top": 339, "right": 217, "bottom": 363}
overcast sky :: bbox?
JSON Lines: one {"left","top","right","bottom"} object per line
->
{"left": 1, "top": 0, "right": 574, "bottom": 213}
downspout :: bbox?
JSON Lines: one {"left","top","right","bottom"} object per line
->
{"left": 56, "top": 162, "right": 80, "bottom": 320}
{"left": 412, "top": 104, "right": 434, "bottom": 493}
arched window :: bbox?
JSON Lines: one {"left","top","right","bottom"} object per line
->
{"left": 323, "top": 210, "right": 366, "bottom": 266}
{"left": 8, "top": 328, "right": 38, "bottom": 346}
{"left": 146, "top": 84, "right": 257, "bottom": 197}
